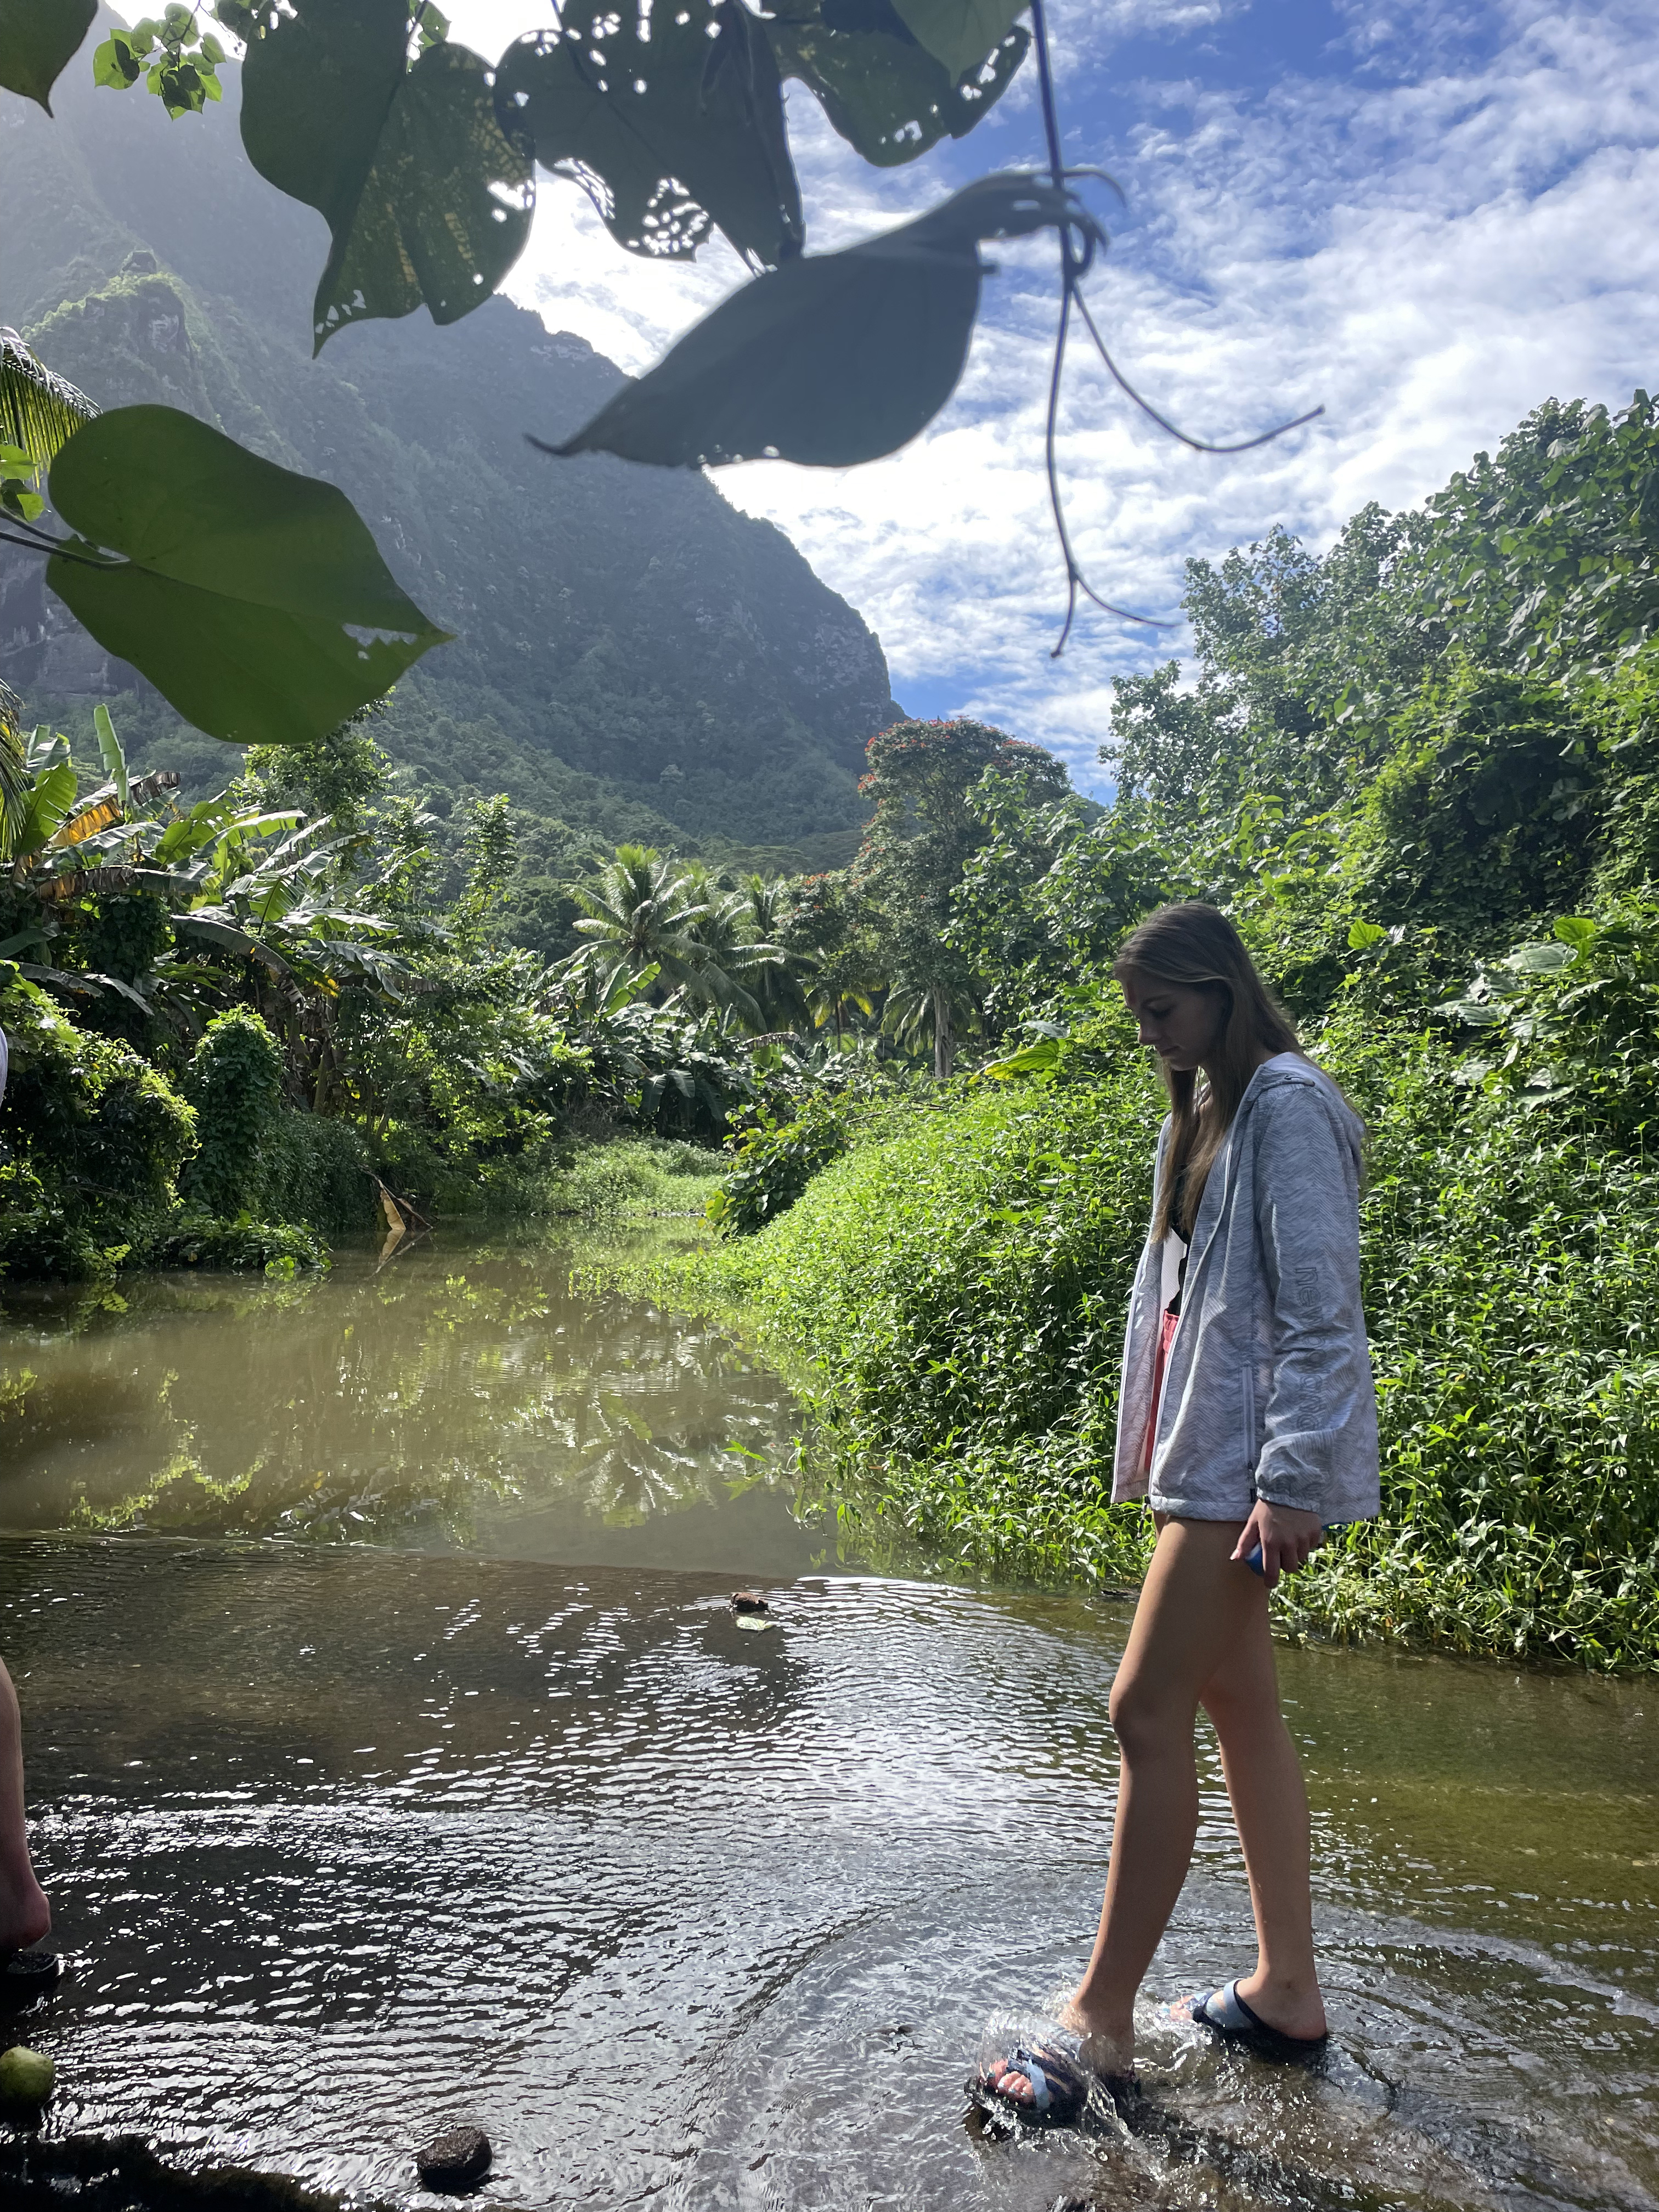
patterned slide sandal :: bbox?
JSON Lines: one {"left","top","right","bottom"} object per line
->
{"left": 1183, "top": 1979, "right": 1329, "bottom": 2065}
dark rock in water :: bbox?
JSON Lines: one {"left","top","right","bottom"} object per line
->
{"left": 731, "top": 1590, "right": 769, "bottom": 1614}
{"left": 416, "top": 2126, "right": 492, "bottom": 2192}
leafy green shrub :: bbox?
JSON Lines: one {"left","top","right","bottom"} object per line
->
{"left": 1345, "top": 662, "right": 1601, "bottom": 941}
{"left": 708, "top": 1096, "right": 853, "bottom": 1235}
{"left": 695, "top": 1066, "right": 1162, "bottom": 1585}
{"left": 182, "top": 1007, "right": 283, "bottom": 1217}
{"left": 262, "top": 1108, "right": 379, "bottom": 1237}
{"left": 1283, "top": 1006, "right": 1659, "bottom": 1667}
{"left": 0, "top": 1172, "right": 128, "bottom": 1283}
{"left": 0, "top": 981, "right": 195, "bottom": 1276}
{"left": 1433, "top": 904, "right": 1659, "bottom": 1149}
{"left": 159, "top": 1207, "right": 329, "bottom": 1273}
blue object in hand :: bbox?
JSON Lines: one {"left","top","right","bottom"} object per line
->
{"left": 1244, "top": 1522, "right": 1345, "bottom": 1575}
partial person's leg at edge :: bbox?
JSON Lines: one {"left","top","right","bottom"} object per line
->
{"left": 0, "top": 1658, "right": 52, "bottom": 1954}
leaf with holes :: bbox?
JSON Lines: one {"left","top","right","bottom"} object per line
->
{"left": 240, "top": 0, "right": 534, "bottom": 352}
{"left": 495, "top": 1, "right": 801, "bottom": 270}
{"left": 765, "top": 0, "right": 1026, "bottom": 168}
{"left": 0, "top": 0, "right": 95, "bottom": 110}
{"left": 889, "top": 0, "right": 1026, "bottom": 82}
{"left": 45, "top": 405, "right": 450, "bottom": 747}
{"left": 540, "top": 173, "right": 1069, "bottom": 469}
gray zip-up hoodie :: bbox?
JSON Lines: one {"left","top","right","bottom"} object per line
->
{"left": 1112, "top": 1053, "right": 1380, "bottom": 1523}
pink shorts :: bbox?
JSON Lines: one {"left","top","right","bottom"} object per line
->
{"left": 1141, "top": 1307, "right": 1180, "bottom": 1478}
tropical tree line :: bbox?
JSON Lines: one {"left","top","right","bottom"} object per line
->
{"left": 560, "top": 717, "right": 1069, "bottom": 1079}
{"left": 0, "top": 664, "right": 1068, "bottom": 1278}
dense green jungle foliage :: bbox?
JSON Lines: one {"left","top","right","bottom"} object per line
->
{"left": 0, "top": 677, "right": 1052, "bottom": 1281}
{"left": 659, "top": 389, "right": 1659, "bottom": 1673}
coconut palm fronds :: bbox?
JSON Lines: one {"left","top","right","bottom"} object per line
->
{"left": 0, "top": 679, "right": 23, "bottom": 748}
{"left": 0, "top": 329, "right": 98, "bottom": 482}
{"left": 0, "top": 684, "right": 35, "bottom": 857}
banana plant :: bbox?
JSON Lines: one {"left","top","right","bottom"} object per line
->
{"left": 0, "top": 706, "right": 187, "bottom": 988}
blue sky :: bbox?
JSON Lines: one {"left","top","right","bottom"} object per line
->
{"left": 449, "top": 0, "right": 1659, "bottom": 794}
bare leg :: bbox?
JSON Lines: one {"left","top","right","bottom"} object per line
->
{"left": 0, "top": 1660, "right": 51, "bottom": 1953}
{"left": 1199, "top": 1621, "right": 1325, "bottom": 2038}
{"left": 1052, "top": 1515, "right": 1325, "bottom": 2077}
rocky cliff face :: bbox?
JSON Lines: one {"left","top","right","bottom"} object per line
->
{"left": 0, "top": 40, "right": 900, "bottom": 851}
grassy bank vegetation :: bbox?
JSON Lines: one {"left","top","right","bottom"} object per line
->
{"left": 665, "top": 393, "right": 1659, "bottom": 1672}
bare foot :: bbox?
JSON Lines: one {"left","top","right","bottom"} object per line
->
{"left": 1053, "top": 1989, "right": 1136, "bottom": 2078}
{"left": 981, "top": 2055, "right": 1040, "bottom": 2107}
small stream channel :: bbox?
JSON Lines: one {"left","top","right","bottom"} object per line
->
{"left": 0, "top": 1233, "right": 1655, "bottom": 2211}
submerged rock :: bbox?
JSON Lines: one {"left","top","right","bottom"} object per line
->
{"left": 417, "top": 2125, "right": 492, "bottom": 2193}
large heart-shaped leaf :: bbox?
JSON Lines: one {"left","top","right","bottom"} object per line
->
{"left": 495, "top": 1, "right": 802, "bottom": 270}
{"left": 240, "top": 0, "right": 534, "bottom": 353}
{"left": 766, "top": 0, "right": 1027, "bottom": 167}
{"left": 540, "top": 173, "right": 1069, "bottom": 470}
{"left": 0, "top": 0, "right": 94, "bottom": 111}
{"left": 46, "top": 405, "right": 450, "bottom": 747}
{"left": 889, "top": 0, "right": 1027, "bottom": 83}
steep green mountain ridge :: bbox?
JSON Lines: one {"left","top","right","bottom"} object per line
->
{"left": 0, "top": 39, "right": 900, "bottom": 858}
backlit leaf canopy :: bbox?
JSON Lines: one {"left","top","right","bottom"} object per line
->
{"left": 239, "top": 0, "right": 535, "bottom": 353}
{"left": 889, "top": 0, "right": 1026, "bottom": 83}
{"left": 766, "top": 0, "right": 1028, "bottom": 168}
{"left": 46, "top": 405, "right": 450, "bottom": 748}
{"left": 0, "top": 0, "right": 94, "bottom": 110}
{"left": 495, "top": 2, "right": 802, "bottom": 270}
{"left": 541, "top": 173, "right": 1072, "bottom": 470}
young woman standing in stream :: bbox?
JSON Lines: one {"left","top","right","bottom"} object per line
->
{"left": 977, "top": 902, "right": 1379, "bottom": 2124}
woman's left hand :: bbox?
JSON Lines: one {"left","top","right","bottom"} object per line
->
{"left": 1231, "top": 1501, "right": 1324, "bottom": 1589}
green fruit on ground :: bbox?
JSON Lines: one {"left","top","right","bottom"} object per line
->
{"left": 0, "top": 2045, "right": 55, "bottom": 2103}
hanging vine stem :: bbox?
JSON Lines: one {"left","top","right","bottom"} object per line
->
{"left": 0, "top": 516, "right": 121, "bottom": 569}
{"left": 1027, "top": 0, "right": 1322, "bottom": 657}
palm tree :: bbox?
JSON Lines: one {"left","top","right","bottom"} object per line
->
{"left": 805, "top": 957, "right": 876, "bottom": 1049}
{"left": 732, "top": 872, "right": 815, "bottom": 1030}
{"left": 1, "top": 330, "right": 95, "bottom": 489}
{"left": 568, "top": 845, "right": 763, "bottom": 1024}
{"left": 882, "top": 969, "right": 980, "bottom": 1079}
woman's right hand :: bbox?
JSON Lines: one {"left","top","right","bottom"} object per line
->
{"left": 1231, "top": 1500, "right": 1324, "bottom": 1589}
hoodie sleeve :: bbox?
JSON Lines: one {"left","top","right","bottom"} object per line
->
{"left": 1250, "top": 1081, "right": 1369, "bottom": 1514}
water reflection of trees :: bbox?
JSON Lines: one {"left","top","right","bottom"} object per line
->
{"left": 0, "top": 1247, "right": 802, "bottom": 1545}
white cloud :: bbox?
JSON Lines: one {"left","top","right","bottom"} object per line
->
{"left": 450, "top": 0, "right": 1659, "bottom": 794}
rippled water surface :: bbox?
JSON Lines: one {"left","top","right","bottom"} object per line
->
{"left": 1, "top": 1240, "right": 1655, "bottom": 2212}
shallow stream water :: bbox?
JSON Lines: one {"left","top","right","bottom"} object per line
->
{"left": 0, "top": 1236, "right": 1655, "bottom": 2211}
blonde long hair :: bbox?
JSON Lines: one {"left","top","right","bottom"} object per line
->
{"left": 1113, "top": 902, "right": 1302, "bottom": 1240}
